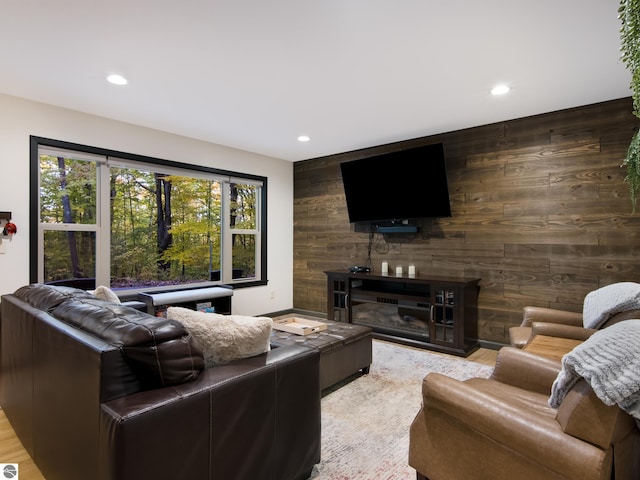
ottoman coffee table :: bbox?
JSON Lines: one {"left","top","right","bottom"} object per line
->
{"left": 270, "top": 319, "right": 372, "bottom": 391}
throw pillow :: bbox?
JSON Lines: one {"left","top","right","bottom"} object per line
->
{"left": 90, "top": 285, "right": 121, "bottom": 304}
{"left": 166, "top": 306, "right": 272, "bottom": 367}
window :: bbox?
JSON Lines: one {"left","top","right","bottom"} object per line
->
{"left": 30, "top": 136, "right": 267, "bottom": 293}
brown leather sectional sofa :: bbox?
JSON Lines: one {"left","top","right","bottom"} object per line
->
{"left": 0, "top": 284, "right": 321, "bottom": 480}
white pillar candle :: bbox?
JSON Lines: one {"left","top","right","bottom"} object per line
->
{"left": 381, "top": 261, "right": 388, "bottom": 274}
{"left": 395, "top": 265, "right": 403, "bottom": 276}
{"left": 408, "top": 265, "right": 416, "bottom": 276}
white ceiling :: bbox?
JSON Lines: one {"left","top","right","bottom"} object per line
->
{"left": 0, "top": 0, "right": 631, "bottom": 162}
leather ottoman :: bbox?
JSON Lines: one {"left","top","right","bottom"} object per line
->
{"left": 271, "top": 320, "right": 372, "bottom": 390}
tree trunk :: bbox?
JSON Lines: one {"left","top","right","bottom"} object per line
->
{"left": 155, "top": 173, "right": 172, "bottom": 273}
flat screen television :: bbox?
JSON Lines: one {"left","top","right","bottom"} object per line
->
{"left": 340, "top": 142, "right": 452, "bottom": 225}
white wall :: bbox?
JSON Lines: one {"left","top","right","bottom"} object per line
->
{"left": 0, "top": 94, "right": 294, "bottom": 316}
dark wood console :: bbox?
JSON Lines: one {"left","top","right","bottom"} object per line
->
{"left": 325, "top": 270, "right": 480, "bottom": 357}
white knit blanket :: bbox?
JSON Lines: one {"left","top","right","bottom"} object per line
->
{"left": 582, "top": 282, "right": 640, "bottom": 329}
{"left": 549, "top": 320, "right": 640, "bottom": 424}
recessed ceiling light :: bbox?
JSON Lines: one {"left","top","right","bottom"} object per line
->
{"left": 298, "top": 135, "right": 310, "bottom": 142}
{"left": 491, "top": 84, "right": 510, "bottom": 95}
{"left": 107, "top": 74, "right": 128, "bottom": 86}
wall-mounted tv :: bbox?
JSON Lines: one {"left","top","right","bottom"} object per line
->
{"left": 340, "top": 142, "right": 452, "bottom": 225}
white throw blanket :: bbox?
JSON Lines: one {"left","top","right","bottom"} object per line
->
{"left": 582, "top": 282, "right": 640, "bottom": 329}
{"left": 549, "top": 320, "right": 640, "bottom": 425}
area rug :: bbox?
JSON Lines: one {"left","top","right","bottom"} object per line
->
{"left": 309, "top": 340, "right": 493, "bottom": 479}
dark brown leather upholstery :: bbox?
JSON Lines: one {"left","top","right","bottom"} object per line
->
{"left": 51, "top": 296, "right": 205, "bottom": 388}
{"left": 408, "top": 347, "right": 640, "bottom": 480}
{"left": 0, "top": 284, "right": 320, "bottom": 480}
{"left": 270, "top": 321, "right": 372, "bottom": 390}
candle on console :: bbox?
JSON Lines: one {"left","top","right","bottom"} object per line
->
{"left": 381, "top": 261, "right": 388, "bottom": 274}
{"left": 395, "top": 265, "right": 403, "bottom": 277}
{"left": 408, "top": 265, "right": 416, "bottom": 276}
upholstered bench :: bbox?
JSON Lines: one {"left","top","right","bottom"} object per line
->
{"left": 271, "top": 320, "right": 372, "bottom": 390}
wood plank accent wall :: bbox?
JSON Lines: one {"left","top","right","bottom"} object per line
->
{"left": 293, "top": 98, "right": 640, "bottom": 345}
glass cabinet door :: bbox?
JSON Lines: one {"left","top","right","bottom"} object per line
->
{"left": 327, "top": 273, "right": 349, "bottom": 322}
{"left": 430, "top": 286, "right": 457, "bottom": 345}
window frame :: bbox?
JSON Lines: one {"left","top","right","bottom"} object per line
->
{"left": 30, "top": 136, "right": 268, "bottom": 293}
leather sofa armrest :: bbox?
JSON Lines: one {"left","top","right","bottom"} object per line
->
{"left": 521, "top": 306, "right": 583, "bottom": 328}
{"left": 421, "top": 373, "right": 607, "bottom": 477}
{"left": 531, "top": 322, "right": 596, "bottom": 341}
{"left": 509, "top": 326, "right": 533, "bottom": 349}
{"left": 489, "top": 347, "right": 561, "bottom": 394}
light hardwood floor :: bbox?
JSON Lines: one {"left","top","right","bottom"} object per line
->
{"left": 0, "top": 346, "right": 498, "bottom": 480}
{"left": 466, "top": 346, "right": 499, "bottom": 366}
{"left": 0, "top": 411, "right": 44, "bottom": 480}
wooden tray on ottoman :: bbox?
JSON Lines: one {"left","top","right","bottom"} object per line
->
{"left": 273, "top": 317, "right": 328, "bottom": 335}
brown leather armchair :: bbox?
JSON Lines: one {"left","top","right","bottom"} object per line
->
{"left": 509, "top": 306, "right": 640, "bottom": 349}
{"left": 408, "top": 347, "right": 640, "bottom": 480}
{"left": 509, "top": 306, "right": 589, "bottom": 348}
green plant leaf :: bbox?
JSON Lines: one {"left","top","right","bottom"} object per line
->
{"left": 619, "top": 0, "right": 640, "bottom": 212}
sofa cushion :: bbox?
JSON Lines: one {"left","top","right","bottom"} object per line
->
{"left": 51, "top": 297, "right": 204, "bottom": 388}
{"left": 166, "top": 306, "right": 272, "bottom": 367}
{"left": 13, "top": 283, "right": 94, "bottom": 311}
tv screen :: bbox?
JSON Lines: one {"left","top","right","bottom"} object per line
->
{"left": 340, "top": 142, "right": 451, "bottom": 224}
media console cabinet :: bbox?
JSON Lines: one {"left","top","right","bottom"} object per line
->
{"left": 325, "top": 270, "right": 480, "bottom": 357}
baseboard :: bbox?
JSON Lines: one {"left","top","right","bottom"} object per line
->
{"left": 478, "top": 339, "right": 507, "bottom": 351}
